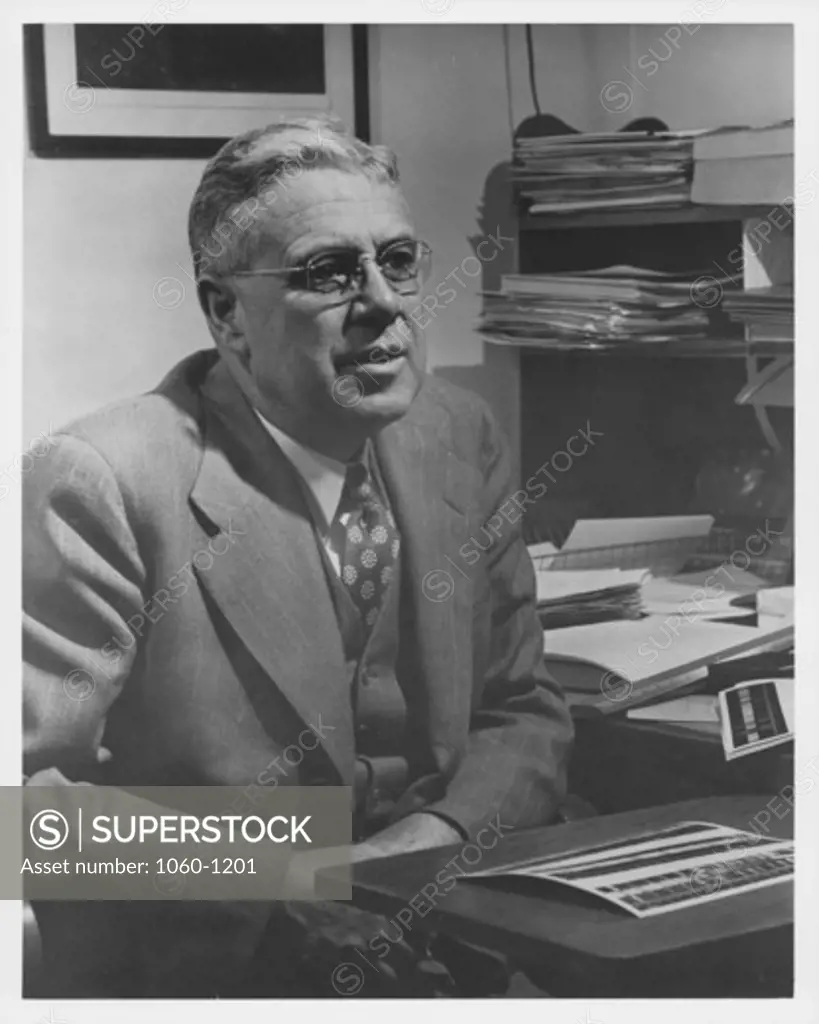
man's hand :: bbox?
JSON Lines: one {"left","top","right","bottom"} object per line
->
{"left": 287, "top": 900, "right": 415, "bottom": 969}
{"left": 284, "top": 811, "right": 461, "bottom": 898}
{"left": 250, "top": 814, "right": 487, "bottom": 996}
{"left": 353, "top": 812, "right": 462, "bottom": 860}
{"left": 247, "top": 898, "right": 456, "bottom": 997}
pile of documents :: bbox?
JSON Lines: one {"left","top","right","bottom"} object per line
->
{"left": 480, "top": 265, "right": 740, "bottom": 348}
{"left": 534, "top": 567, "right": 764, "bottom": 631}
{"left": 692, "top": 120, "right": 793, "bottom": 206}
{"left": 535, "top": 569, "right": 647, "bottom": 629}
{"left": 721, "top": 285, "right": 794, "bottom": 344}
{"left": 514, "top": 130, "right": 697, "bottom": 215}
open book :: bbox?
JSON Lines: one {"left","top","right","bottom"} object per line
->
{"left": 543, "top": 616, "right": 794, "bottom": 714}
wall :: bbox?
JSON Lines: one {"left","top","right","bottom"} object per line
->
{"left": 367, "top": 21, "right": 792, "bottom": 455}
{"left": 24, "top": 23, "right": 794, "bottom": 458}
{"left": 624, "top": 23, "right": 793, "bottom": 128}
{"left": 24, "top": 158, "right": 204, "bottom": 441}
{"left": 369, "top": 24, "right": 599, "bottom": 462}
{"left": 512, "top": 23, "right": 794, "bottom": 539}
{"left": 23, "top": 23, "right": 601, "bottom": 457}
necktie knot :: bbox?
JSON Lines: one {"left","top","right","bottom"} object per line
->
{"left": 345, "top": 460, "right": 372, "bottom": 502}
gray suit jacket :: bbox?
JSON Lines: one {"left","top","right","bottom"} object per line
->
{"left": 23, "top": 349, "right": 572, "bottom": 996}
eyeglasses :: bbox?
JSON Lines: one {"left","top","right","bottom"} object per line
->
{"left": 231, "top": 239, "right": 432, "bottom": 297}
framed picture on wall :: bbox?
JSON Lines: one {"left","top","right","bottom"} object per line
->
{"left": 24, "top": 23, "right": 369, "bottom": 157}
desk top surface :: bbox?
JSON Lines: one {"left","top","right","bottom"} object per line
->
{"left": 344, "top": 796, "right": 792, "bottom": 965}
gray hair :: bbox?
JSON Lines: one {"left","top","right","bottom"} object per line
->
{"left": 187, "top": 115, "right": 400, "bottom": 279}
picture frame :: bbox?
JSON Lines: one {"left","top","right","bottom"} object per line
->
{"left": 24, "top": 23, "right": 370, "bottom": 158}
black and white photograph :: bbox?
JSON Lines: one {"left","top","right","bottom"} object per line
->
{"left": 4, "top": 1, "right": 817, "bottom": 1018}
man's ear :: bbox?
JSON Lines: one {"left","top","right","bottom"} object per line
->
{"left": 197, "top": 274, "right": 248, "bottom": 362}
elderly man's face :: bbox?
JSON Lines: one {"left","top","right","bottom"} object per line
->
{"left": 231, "top": 167, "right": 426, "bottom": 445}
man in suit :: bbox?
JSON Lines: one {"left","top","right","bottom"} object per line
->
{"left": 23, "top": 116, "right": 572, "bottom": 997}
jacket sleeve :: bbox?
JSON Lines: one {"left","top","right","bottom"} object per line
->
{"left": 23, "top": 432, "right": 146, "bottom": 778}
{"left": 22, "top": 434, "right": 268, "bottom": 998}
{"left": 424, "top": 403, "right": 574, "bottom": 839}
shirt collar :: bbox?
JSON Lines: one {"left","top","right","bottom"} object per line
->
{"left": 254, "top": 410, "right": 348, "bottom": 528}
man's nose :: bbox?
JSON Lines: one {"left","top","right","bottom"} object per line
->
{"left": 356, "top": 257, "right": 404, "bottom": 318}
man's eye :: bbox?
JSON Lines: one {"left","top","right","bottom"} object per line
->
{"left": 381, "top": 246, "right": 416, "bottom": 273}
{"left": 307, "top": 256, "right": 353, "bottom": 291}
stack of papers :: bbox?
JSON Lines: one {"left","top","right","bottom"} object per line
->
{"left": 692, "top": 120, "right": 793, "bottom": 206}
{"left": 480, "top": 265, "right": 741, "bottom": 348}
{"left": 514, "top": 130, "right": 699, "bottom": 215}
{"left": 535, "top": 565, "right": 761, "bottom": 631}
{"left": 468, "top": 821, "right": 793, "bottom": 918}
{"left": 536, "top": 569, "right": 647, "bottom": 629}
{"left": 721, "top": 285, "right": 793, "bottom": 344}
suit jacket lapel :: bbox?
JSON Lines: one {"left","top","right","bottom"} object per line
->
{"left": 376, "top": 394, "right": 477, "bottom": 764}
{"left": 189, "top": 361, "right": 354, "bottom": 784}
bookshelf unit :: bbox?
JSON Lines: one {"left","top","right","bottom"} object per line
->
{"left": 505, "top": 203, "right": 795, "bottom": 360}
{"left": 496, "top": 199, "right": 793, "bottom": 575}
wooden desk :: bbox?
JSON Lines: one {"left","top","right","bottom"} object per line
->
{"left": 566, "top": 646, "right": 794, "bottom": 813}
{"left": 340, "top": 796, "right": 792, "bottom": 997}
{"left": 569, "top": 715, "right": 793, "bottom": 814}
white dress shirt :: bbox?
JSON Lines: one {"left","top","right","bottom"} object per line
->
{"left": 255, "top": 411, "right": 349, "bottom": 575}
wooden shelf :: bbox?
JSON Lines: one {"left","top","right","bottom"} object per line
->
{"left": 484, "top": 335, "right": 793, "bottom": 359}
{"left": 519, "top": 204, "right": 780, "bottom": 232}
{"left": 513, "top": 118, "right": 793, "bottom": 531}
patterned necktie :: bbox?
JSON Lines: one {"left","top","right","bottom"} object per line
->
{"left": 334, "top": 457, "right": 400, "bottom": 630}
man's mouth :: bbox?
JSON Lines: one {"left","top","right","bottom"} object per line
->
{"left": 335, "top": 340, "right": 408, "bottom": 372}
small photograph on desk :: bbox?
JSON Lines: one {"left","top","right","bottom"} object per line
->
{"left": 718, "top": 678, "right": 794, "bottom": 760}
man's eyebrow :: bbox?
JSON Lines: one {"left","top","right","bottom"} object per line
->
{"left": 376, "top": 232, "right": 416, "bottom": 252}
{"left": 284, "top": 238, "right": 354, "bottom": 265}
{"left": 285, "top": 231, "right": 417, "bottom": 265}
